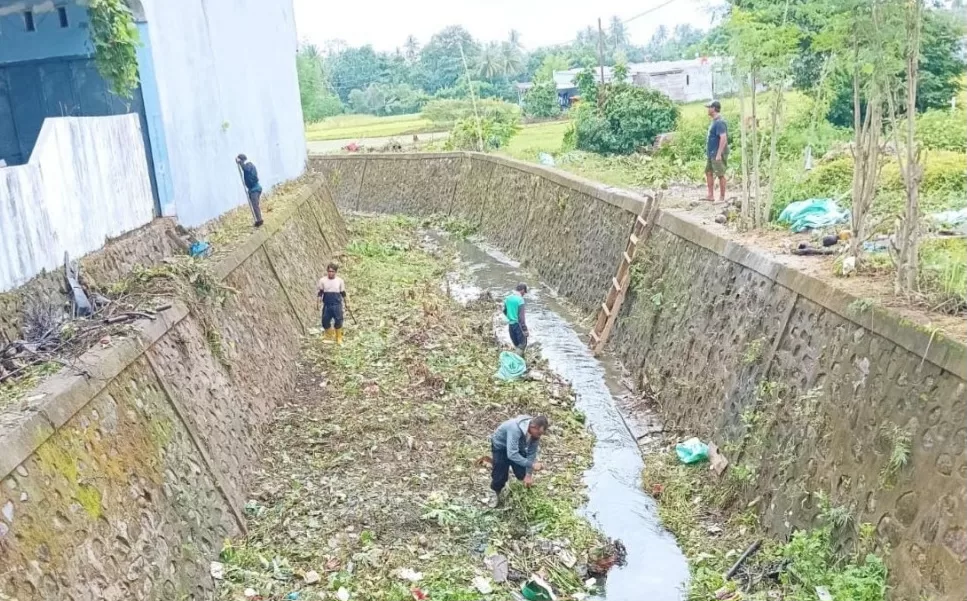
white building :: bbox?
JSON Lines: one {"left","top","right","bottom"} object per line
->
{"left": 0, "top": 0, "right": 306, "bottom": 291}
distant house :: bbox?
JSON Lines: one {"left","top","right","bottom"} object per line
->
{"left": 517, "top": 58, "right": 735, "bottom": 108}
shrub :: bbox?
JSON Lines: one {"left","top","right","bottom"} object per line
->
{"left": 573, "top": 84, "right": 679, "bottom": 155}
{"left": 444, "top": 104, "right": 521, "bottom": 151}
{"left": 523, "top": 79, "right": 561, "bottom": 119}
{"left": 422, "top": 98, "right": 520, "bottom": 128}
{"left": 916, "top": 107, "right": 967, "bottom": 151}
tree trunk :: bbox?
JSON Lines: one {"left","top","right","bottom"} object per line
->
{"left": 765, "top": 87, "right": 784, "bottom": 225}
{"left": 738, "top": 72, "right": 752, "bottom": 229}
{"left": 750, "top": 71, "right": 761, "bottom": 228}
{"left": 849, "top": 67, "right": 881, "bottom": 264}
{"left": 895, "top": 0, "right": 924, "bottom": 295}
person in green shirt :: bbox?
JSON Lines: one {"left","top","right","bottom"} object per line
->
{"left": 503, "top": 283, "right": 529, "bottom": 353}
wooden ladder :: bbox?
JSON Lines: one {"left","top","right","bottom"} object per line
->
{"left": 588, "top": 194, "right": 659, "bottom": 355}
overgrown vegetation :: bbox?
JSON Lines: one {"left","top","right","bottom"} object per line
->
{"left": 572, "top": 85, "right": 679, "bottom": 155}
{"left": 216, "top": 216, "right": 610, "bottom": 600}
{"left": 444, "top": 103, "right": 522, "bottom": 151}
{"left": 642, "top": 449, "right": 889, "bottom": 601}
{"left": 87, "top": 0, "right": 141, "bottom": 98}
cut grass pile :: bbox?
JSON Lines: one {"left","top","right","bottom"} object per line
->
{"left": 306, "top": 114, "right": 438, "bottom": 142}
{"left": 216, "top": 215, "right": 608, "bottom": 601}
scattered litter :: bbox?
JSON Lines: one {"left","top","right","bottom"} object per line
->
{"left": 244, "top": 588, "right": 258, "bottom": 598}
{"left": 557, "top": 549, "right": 577, "bottom": 568}
{"left": 708, "top": 443, "right": 729, "bottom": 476}
{"left": 792, "top": 243, "right": 836, "bottom": 257}
{"left": 395, "top": 568, "right": 423, "bottom": 583}
{"left": 189, "top": 240, "right": 213, "bottom": 258}
{"left": 862, "top": 239, "right": 889, "bottom": 253}
{"left": 336, "top": 587, "right": 350, "bottom": 601}
{"left": 584, "top": 578, "right": 596, "bottom": 589}
{"left": 485, "top": 554, "right": 509, "bottom": 583}
{"left": 303, "top": 570, "right": 320, "bottom": 584}
{"left": 522, "top": 575, "right": 557, "bottom": 601}
{"left": 411, "top": 588, "right": 428, "bottom": 601}
{"left": 930, "top": 207, "right": 967, "bottom": 227}
{"left": 777, "top": 199, "right": 850, "bottom": 233}
{"left": 841, "top": 256, "right": 856, "bottom": 276}
{"left": 676, "top": 437, "right": 710, "bottom": 464}
{"left": 816, "top": 586, "right": 833, "bottom": 601}
{"left": 286, "top": 593, "right": 300, "bottom": 600}
{"left": 496, "top": 350, "right": 527, "bottom": 381}
{"left": 210, "top": 561, "right": 224, "bottom": 580}
{"left": 821, "top": 234, "right": 839, "bottom": 247}
{"left": 473, "top": 576, "right": 494, "bottom": 594}
{"left": 538, "top": 153, "right": 556, "bottom": 166}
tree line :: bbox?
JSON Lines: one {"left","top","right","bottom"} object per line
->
{"left": 296, "top": 21, "right": 715, "bottom": 121}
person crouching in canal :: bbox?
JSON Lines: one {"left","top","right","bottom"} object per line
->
{"left": 317, "top": 263, "right": 347, "bottom": 344}
{"left": 488, "top": 414, "right": 547, "bottom": 508}
{"left": 503, "top": 283, "right": 529, "bottom": 354}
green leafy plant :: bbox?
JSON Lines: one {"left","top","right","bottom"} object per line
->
{"left": 445, "top": 103, "right": 521, "bottom": 151}
{"left": 88, "top": 0, "right": 141, "bottom": 98}
{"left": 573, "top": 84, "right": 678, "bottom": 155}
{"left": 523, "top": 78, "right": 561, "bottom": 119}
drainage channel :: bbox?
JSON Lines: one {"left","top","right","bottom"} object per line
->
{"left": 438, "top": 233, "right": 689, "bottom": 601}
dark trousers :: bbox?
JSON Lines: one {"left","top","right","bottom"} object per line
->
{"left": 490, "top": 444, "right": 526, "bottom": 493}
{"left": 508, "top": 323, "right": 527, "bottom": 351}
{"left": 248, "top": 190, "right": 263, "bottom": 223}
{"left": 321, "top": 303, "right": 344, "bottom": 329}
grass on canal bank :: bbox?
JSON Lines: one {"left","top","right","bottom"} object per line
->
{"left": 643, "top": 450, "right": 888, "bottom": 601}
{"left": 216, "top": 215, "right": 610, "bottom": 601}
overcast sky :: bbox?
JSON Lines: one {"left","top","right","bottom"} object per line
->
{"left": 293, "top": 0, "right": 725, "bottom": 53}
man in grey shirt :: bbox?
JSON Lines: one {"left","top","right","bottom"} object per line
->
{"left": 487, "top": 414, "right": 548, "bottom": 507}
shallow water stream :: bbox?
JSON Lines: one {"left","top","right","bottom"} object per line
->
{"left": 441, "top": 235, "right": 689, "bottom": 601}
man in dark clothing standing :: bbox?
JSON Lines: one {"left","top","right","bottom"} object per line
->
{"left": 236, "top": 153, "right": 264, "bottom": 227}
{"left": 704, "top": 100, "right": 729, "bottom": 202}
{"left": 487, "top": 414, "right": 548, "bottom": 508}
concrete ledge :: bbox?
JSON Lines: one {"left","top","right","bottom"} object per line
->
{"left": 657, "top": 210, "right": 967, "bottom": 379}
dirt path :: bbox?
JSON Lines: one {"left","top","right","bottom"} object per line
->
{"left": 216, "top": 217, "right": 613, "bottom": 600}
{"left": 306, "top": 132, "right": 449, "bottom": 154}
{"left": 651, "top": 184, "right": 966, "bottom": 343}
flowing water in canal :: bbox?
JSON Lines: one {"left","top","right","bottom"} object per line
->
{"left": 440, "top": 234, "right": 689, "bottom": 601}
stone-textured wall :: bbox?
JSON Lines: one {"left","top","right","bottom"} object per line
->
{"left": 309, "top": 152, "right": 967, "bottom": 601}
{"left": 0, "top": 181, "right": 346, "bottom": 600}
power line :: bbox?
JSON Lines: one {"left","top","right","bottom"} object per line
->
{"left": 622, "top": 0, "right": 681, "bottom": 24}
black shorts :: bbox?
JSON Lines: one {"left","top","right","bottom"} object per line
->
{"left": 322, "top": 303, "right": 344, "bottom": 329}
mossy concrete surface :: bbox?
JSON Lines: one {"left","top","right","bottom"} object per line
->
{"left": 0, "top": 179, "right": 347, "bottom": 600}
{"left": 309, "top": 152, "right": 966, "bottom": 601}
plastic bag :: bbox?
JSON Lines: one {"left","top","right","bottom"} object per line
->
{"left": 777, "top": 199, "right": 849, "bottom": 233}
{"left": 675, "top": 437, "right": 710, "bottom": 464}
{"left": 495, "top": 351, "right": 526, "bottom": 381}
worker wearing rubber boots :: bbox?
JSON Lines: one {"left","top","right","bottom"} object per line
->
{"left": 488, "top": 415, "right": 547, "bottom": 508}
{"left": 503, "top": 283, "right": 529, "bottom": 355}
{"left": 317, "top": 263, "right": 347, "bottom": 344}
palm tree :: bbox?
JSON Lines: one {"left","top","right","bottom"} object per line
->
{"left": 609, "top": 16, "right": 627, "bottom": 51}
{"left": 478, "top": 42, "right": 505, "bottom": 79}
{"left": 403, "top": 35, "right": 419, "bottom": 64}
{"left": 501, "top": 42, "right": 524, "bottom": 77}
{"left": 508, "top": 29, "right": 522, "bottom": 49}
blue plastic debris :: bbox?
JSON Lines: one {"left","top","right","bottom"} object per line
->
{"left": 777, "top": 199, "right": 850, "bottom": 233}
{"left": 189, "top": 240, "right": 212, "bottom": 258}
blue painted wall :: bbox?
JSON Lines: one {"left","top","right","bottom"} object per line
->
{"left": 0, "top": 2, "right": 92, "bottom": 65}
{"left": 135, "top": 22, "right": 173, "bottom": 216}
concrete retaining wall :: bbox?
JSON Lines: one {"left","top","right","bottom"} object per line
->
{"left": 310, "top": 152, "right": 966, "bottom": 601}
{"left": 0, "top": 180, "right": 346, "bottom": 600}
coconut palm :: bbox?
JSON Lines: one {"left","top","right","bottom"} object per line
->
{"left": 478, "top": 42, "right": 505, "bottom": 79}
{"left": 609, "top": 16, "right": 627, "bottom": 51}
{"left": 403, "top": 35, "right": 419, "bottom": 64}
